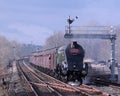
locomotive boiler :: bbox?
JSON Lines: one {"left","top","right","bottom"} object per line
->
{"left": 55, "top": 41, "right": 88, "bottom": 85}
{"left": 29, "top": 41, "right": 88, "bottom": 85}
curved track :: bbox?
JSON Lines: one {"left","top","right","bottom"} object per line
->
{"left": 17, "top": 61, "right": 39, "bottom": 96}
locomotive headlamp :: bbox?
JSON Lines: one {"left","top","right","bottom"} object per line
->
{"left": 73, "top": 64, "right": 76, "bottom": 68}
{"left": 82, "top": 70, "right": 87, "bottom": 75}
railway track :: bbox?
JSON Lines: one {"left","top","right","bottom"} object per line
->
{"left": 18, "top": 61, "right": 79, "bottom": 96}
{"left": 91, "top": 78, "right": 120, "bottom": 96}
{"left": 91, "top": 85, "right": 120, "bottom": 96}
{"left": 17, "top": 61, "right": 39, "bottom": 96}
{"left": 17, "top": 60, "right": 109, "bottom": 96}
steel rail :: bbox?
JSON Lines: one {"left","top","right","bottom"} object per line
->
{"left": 17, "top": 63, "right": 39, "bottom": 96}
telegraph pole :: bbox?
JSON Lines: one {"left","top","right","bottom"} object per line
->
{"left": 13, "top": 46, "right": 16, "bottom": 60}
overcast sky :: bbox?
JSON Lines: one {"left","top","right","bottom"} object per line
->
{"left": 0, "top": 0, "right": 120, "bottom": 45}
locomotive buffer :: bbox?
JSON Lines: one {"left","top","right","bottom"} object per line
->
{"left": 64, "top": 24, "right": 117, "bottom": 81}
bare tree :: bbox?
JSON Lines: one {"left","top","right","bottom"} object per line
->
{"left": 44, "top": 31, "right": 70, "bottom": 49}
{"left": 0, "top": 36, "right": 13, "bottom": 68}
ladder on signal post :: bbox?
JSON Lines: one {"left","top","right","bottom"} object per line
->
{"left": 64, "top": 25, "right": 116, "bottom": 81}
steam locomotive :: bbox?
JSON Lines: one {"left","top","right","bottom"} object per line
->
{"left": 29, "top": 41, "right": 88, "bottom": 85}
